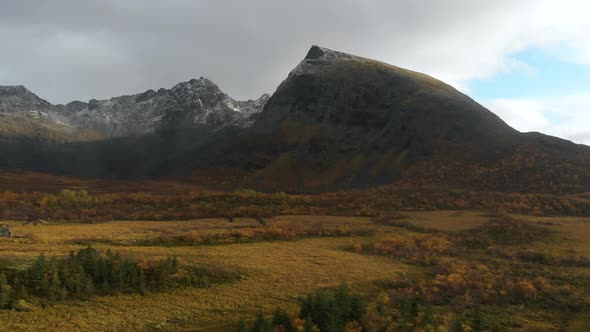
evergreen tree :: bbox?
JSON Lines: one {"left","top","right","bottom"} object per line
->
{"left": 138, "top": 270, "right": 146, "bottom": 294}
{"left": 334, "top": 283, "right": 351, "bottom": 320}
{"left": 451, "top": 315, "right": 464, "bottom": 332}
{"left": 31, "top": 253, "right": 47, "bottom": 290}
{"left": 311, "top": 291, "right": 330, "bottom": 330}
{"left": 410, "top": 298, "right": 419, "bottom": 325}
{"left": 236, "top": 319, "right": 247, "bottom": 332}
{"left": 96, "top": 257, "right": 106, "bottom": 283}
{"left": 74, "top": 274, "right": 83, "bottom": 297}
{"left": 397, "top": 318, "right": 410, "bottom": 332}
{"left": 101, "top": 279, "right": 111, "bottom": 295}
{"left": 48, "top": 267, "right": 61, "bottom": 300}
{"left": 325, "top": 301, "right": 343, "bottom": 332}
{"left": 349, "top": 296, "right": 365, "bottom": 324}
{"left": 272, "top": 307, "right": 294, "bottom": 332}
{"left": 13, "top": 277, "right": 27, "bottom": 300}
{"left": 299, "top": 294, "right": 313, "bottom": 320}
{"left": 0, "top": 273, "right": 10, "bottom": 308}
{"left": 471, "top": 309, "right": 486, "bottom": 332}
{"left": 250, "top": 311, "right": 272, "bottom": 332}
{"left": 423, "top": 304, "right": 434, "bottom": 327}
{"left": 303, "top": 316, "right": 315, "bottom": 332}
{"left": 83, "top": 275, "right": 94, "bottom": 299}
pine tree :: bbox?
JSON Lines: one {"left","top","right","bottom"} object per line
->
{"left": 31, "top": 253, "right": 47, "bottom": 290}
{"left": 138, "top": 270, "right": 146, "bottom": 294}
{"left": 0, "top": 273, "right": 10, "bottom": 308}
{"left": 410, "top": 298, "right": 419, "bottom": 325}
{"left": 83, "top": 275, "right": 94, "bottom": 299}
{"left": 423, "top": 304, "right": 434, "bottom": 327}
{"left": 326, "top": 301, "right": 343, "bottom": 332}
{"left": 303, "top": 316, "right": 315, "bottom": 332}
{"left": 311, "top": 291, "right": 330, "bottom": 331}
{"left": 236, "top": 319, "right": 247, "bottom": 332}
{"left": 74, "top": 274, "right": 83, "bottom": 298}
{"left": 451, "top": 315, "right": 463, "bottom": 332}
{"left": 250, "top": 311, "right": 272, "bottom": 332}
{"left": 397, "top": 318, "right": 410, "bottom": 332}
{"left": 471, "top": 309, "right": 486, "bottom": 332}
{"left": 96, "top": 257, "right": 106, "bottom": 283}
{"left": 335, "top": 283, "right": 351, "bottom": 318}
{"left": 101, "top": 279, "right": 111, "bottom": 295}
{"left": 13, "top": 277, "right": 27, "bottom": 300}
{"left": 48, "top": 266, "right": 61, "bottom": 300}
{"left": 350, "top": 296, "right": 366, "bottom": 323}
{"left": 272, "top": 307, "right": 294, "bottom": 332}
{"left": 299, "top": 294, "right": 313, "bottom": 320}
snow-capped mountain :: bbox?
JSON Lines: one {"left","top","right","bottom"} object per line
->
{"left": 0, "top": 78, "right": 269, "bottom": 140}
{"left": 0, "top": 85, "right": 52, "bottom": 114}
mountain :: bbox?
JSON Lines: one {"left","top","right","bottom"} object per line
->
{"left": 2, "top": 45, "right": 590, "bottom": 193}
{"left": 0, "top": 79, "right": 268, "bottom": 176}
{"left": 52, "top": 78, "right": 269, "bottom": 138}
{"left": 0, "top": 78, "right": 268, "bottom": 140}
{"left": 187, "top": 46, "right": 590, "bottom": 193}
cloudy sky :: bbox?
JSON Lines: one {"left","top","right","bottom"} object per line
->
{"left": 1, "top": 0, "right": 589, "bottom": 144}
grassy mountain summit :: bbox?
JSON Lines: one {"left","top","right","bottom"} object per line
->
{"left": 191, "top": 46, "right": 590, "bottom": 193}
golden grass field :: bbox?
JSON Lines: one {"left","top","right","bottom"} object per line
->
{"left": 0, "top": 211, "right": 588, "bottom": 331}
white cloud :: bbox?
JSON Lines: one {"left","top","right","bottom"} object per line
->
{"left": 486, "top": 94, "right": 590, "bottom": 145}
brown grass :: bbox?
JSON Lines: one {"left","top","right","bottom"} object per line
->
{"left": 1, "top": 212, "right": 589, "bottom": 331}
{"left": 0, "top": 215, "right": 409, "bottom": 331}
{"left": 392, "top": 210, "right": 489, "bottom": 232}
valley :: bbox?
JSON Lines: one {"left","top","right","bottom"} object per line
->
{"left": 0, "top": 211, "right": 588, "bottom": 331}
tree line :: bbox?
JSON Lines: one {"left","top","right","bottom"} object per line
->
{"left": 0, "top": 246, "right": 215, "bottom": 310}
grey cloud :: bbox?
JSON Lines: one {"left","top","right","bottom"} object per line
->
{"left": 0, "top": 0, "right": 585, "bottom": 104}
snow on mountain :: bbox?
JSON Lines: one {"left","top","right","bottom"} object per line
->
{"left": 0, "top": 78, "right": 269, "bottom": 139}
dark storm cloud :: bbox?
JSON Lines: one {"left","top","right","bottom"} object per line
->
{"left": 0, "top": 0, "right": 587, "bottom": 106}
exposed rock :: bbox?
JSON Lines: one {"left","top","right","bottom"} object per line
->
{"left": 0, "top": 225, "right": 12, "bottom": 237}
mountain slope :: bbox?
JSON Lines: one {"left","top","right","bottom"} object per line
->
{"left": 0, "top": 80, "right": 268, "bottom": 176}
{"left": 187, "top": 46, "right": 590, "bottom": 193}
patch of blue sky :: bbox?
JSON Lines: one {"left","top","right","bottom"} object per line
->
{"left": 468, "top": 47, "right": 590, "bottom": 105}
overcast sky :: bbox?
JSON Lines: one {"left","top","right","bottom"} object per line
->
{"left": 1, "top": 0, "right": 589, "bottom": 144}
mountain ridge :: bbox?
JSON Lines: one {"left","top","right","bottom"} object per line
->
{"left": 1, "top": 45, "right": 590, "bottom": 193}
{"left": 0, "top": 78, "right": 269, "bottom": 140}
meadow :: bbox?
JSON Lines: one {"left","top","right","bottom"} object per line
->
{"left": 0, "top": 211, "right": 588, "bottom": 331}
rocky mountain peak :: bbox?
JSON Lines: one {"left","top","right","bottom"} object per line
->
{"left": 289, "top": 46, "right": 366, "bottom": 78}
{"left": 0, "top": 77, "right": 268, "bottom": 139}
{"left": 304, "top": 45, "right": 360, "bottom": 62}
{"left": 0, "top": 85, "right": 52, "bottom": 113}
{"left": 172, "top": 77, "right": 218, "bottom": 92}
